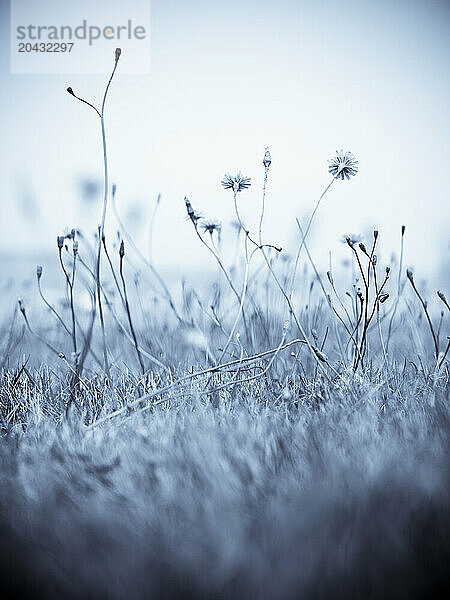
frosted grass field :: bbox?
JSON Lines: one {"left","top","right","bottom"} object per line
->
{"left": 0, "top": 50, "right": 449, "bottom": 599}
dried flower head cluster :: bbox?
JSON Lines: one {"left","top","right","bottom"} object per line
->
{"left": 221, "top": 172, "right": 251, "bottom": 193}
{"left": 328, "top": 150, "right": 358, "bottom": 180}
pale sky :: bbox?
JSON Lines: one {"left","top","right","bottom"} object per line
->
{"left": 1, "top": 0, "right": 449, "bottom": 281}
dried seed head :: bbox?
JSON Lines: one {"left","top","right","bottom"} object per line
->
{"left": 379, "top": 293, "right": 389, "bottom": 303}
{"left": 406, "top": 268, "right": 414, "bottom": 281}
{"left": 328, "top": 150, "right": 358, "bottom": 180}
{"left": 359, "top": 243, "right": 367, "bottom": 254}
{"left": 57, "top": 235, "right": 64, "bottom": 249}
{"left": 66, "top": 87, "right": 75, "bottom": 96}
{"left": 115, "top": 48, "right": 122, "bottom": 63}
{"left": 385, "top": 266, "right": 390, "bottom": 276}
{"left": 221, "top": 172, "right": 251, "bottom": 193}
{"left": 263, "top": 146, "right": 271, "bottom": 170}
{"left": 184, "top": 196, "right": 201, "bottom": 226}
{"left": 373, "top": 230, "right": 379, "bottom": 239}
{"left": 119, "top": 240, "right": 125, "bottom": 258}
{"left": 345, "top": 236, "right": 354, "bottom": 249}
{"left": 36, "top": 265, "right": 43, "bottom": 279}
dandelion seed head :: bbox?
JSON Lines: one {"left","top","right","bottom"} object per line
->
{"left": 328, "top": 150, "right": 358, "bottom": 180}
{"left": 221, "top": 172, "right": 251, "bottom": 193}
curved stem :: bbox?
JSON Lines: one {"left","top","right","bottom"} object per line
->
{"left": 290, "top": 176, "right": 335, "bottom": 300}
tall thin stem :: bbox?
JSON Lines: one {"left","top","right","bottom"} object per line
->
{"left": 290, "top": 177, "right": 335, "bottom": 300}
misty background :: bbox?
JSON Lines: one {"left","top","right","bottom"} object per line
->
{"left": 0, "top": 0, "right": 449, "bottom": 294}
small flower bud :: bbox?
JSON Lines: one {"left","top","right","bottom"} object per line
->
{"left": 115, "top": 48, "right": 122, "bottom": 63}
{"left": 36, "top": 265, "right": 42, "bottom": 279}
{"left": 57, "top": 235, "right": 64, "bottom": 249}
{"left": 406, "top": 268, "right": 414, "bottom": 281}
{"left": 70, "top": 228, "right": 76, "bottom": 240}
{"left": 326, "top": 271, "right": 333, "bottom": 285}
{"left": 263, "top": 146, "right": 271, "bottom": 170}
{"left": 379, "top": 293, "right": 389, "bottom": 303}
{"left": 373, "top": 230, "right": 379, "bottom": 239}
{"left": 359, "top": 243, "right": 367, "bottom": 254}
{"left": 312, "top": 346, "right": 328, "bottom": 363}
{"left": 401, "top": 225, "right": 406, "bottom": 236}
{"left": 66, "top": 87, "right": 75, "bottom": 96}
{"left": 73, "top": 241, "right": 79, "bottom": 256}
{"left": 372, "top": 254, "right": 378, "bottom": 266}
{"left": 119, "top": 240, "right": 125, "bottom": 258}
{"left": 385, "top": 266, "right": 390, "bottom": 275}
{"left": 112, "top": 183, "right": 117, "bottom": 198}
{"left": 437, "top": 290, "right": 448, "bottom": 310}
{"left": 18, "top": 298, "right": 25, "bottom": 314}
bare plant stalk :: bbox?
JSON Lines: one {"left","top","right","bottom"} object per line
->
{"left": 18, "top": 299, "right": 61, "bottom": 356}
{"left": 36, "top": 267, "right": 71, "bottom": 336}
{"left": 67, "top": 48, "right": 122, "bottom": 374}
{"left": 58, "top": 245, "right": 77, "bottom": 365}
{"left": 77, "top": 252, "right": 166, "bottom": 370}
{"left": 406, "top": 270, "right": 439, "bottom": 360}
{"left": 232, "top": 183, "right": 339, "bottom": 384}
{"left": 102, "top": 235, "right": 125, "bottom": 305}
{"left": 119, "top": 241, "right": 146, "bottom": 375}
{"left": 113, "top": 186, "right": 182, "bottom": 323}
{"left": 386, "top": 225, "right": 406, "bottom": 351}
{"left": 290, "top": 176, "right": 335, "bottom": 300}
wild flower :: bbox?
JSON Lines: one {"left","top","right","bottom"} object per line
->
{"left": 328, "top": 150, "right": 358, "bottom": 180}
{"left": 201, "top": 221, "right": 222, "bottom": 236}
{"left": 221, "top": 172, "right": 251, "bottom": 193}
